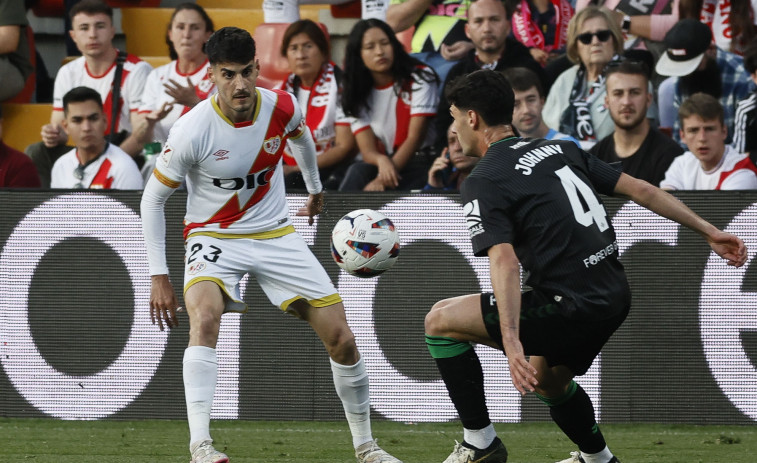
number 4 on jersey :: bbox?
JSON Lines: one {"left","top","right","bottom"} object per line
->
{"left": 555, "top": 165, "right": 609, "bottom": 232}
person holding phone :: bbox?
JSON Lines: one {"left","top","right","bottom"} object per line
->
{"left": 424, "top": 122, "right": 479, "bottom": 190}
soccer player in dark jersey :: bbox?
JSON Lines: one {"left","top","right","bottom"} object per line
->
{"left": 424, "top": 70, "right": 748, "bottom": 463}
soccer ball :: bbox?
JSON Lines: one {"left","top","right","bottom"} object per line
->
{"left": 330, "top": 209, "right": 400, "bottom": 277}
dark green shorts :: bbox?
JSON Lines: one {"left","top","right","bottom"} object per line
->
{"left": 481, "top": 290, "right": 629, "bottom": 376}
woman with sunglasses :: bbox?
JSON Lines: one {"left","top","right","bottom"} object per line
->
{"left": 543, "top": 6, "right": 652, "bottom": 149}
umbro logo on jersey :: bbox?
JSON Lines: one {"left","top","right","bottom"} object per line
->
{"left": 463, "top": 199, "right": 485, "bottom": 238}
{"left": 212, "top": 149, "right": 229, "bottom": 161}
{"left": 263, "top": 136, "right": 281, "bottom": 155}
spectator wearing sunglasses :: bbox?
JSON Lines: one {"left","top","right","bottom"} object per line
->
{"left": 50, "top": 87, "right": 143, "bottom": 189}
{"left": 543, "top": 6, "right": 656, "bottom": 150}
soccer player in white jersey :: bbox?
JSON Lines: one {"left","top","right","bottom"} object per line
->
{"left": 140, "top": 27, "right": 403, "bottom": 463}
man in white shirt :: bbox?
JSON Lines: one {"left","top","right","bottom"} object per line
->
{"left": 26, "top": 0, "right": 151, "bottom": 187}
{"left": 50, "top": 87, "right": 143, "bottom": 189}
{"left": 140, "top": 27, "right": 402, "bottom": 463}
{"left": 660, "top": 92, "right": 757, "bottom": 190}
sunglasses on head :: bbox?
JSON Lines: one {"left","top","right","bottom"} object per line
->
{"left": 73, "top": 164, "right": 86, "bottom": 189}
{"left": 576, "top": 29, "right": 612, "bottom": 45}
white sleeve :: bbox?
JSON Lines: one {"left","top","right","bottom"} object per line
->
{"left": 140, "top": 174, "right": 177, "bottom": 275}
{"left": 410, "top": 71, "right": 439, "bottom": 116}
{"left": 53, "top": 63, "right": 74, "bottom": 111}
{"left": 125, "top": 61, "right": 153, "bottom": 113}
{"left": 720, "top": 169, "right": 757, "bottom": 190}
{"left": 659, "top": 155, "right": 686, "bottom": 190}
{"left": 289, "top": 128, "right": 323, "bottom": 194}
{"left": 114, "top": 160, "right": 145, "bottom": 190}
{"left": 139, "top": 67, "right": 162, "bottom": 113}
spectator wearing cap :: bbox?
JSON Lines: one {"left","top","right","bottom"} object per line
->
{"left": 656, "top": 18, "right": 754, "bottom": 148}
{"left": 660, "top": 92, "right": 757, "bottom": 190}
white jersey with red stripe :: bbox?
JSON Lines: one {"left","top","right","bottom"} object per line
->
{"left": 345, "top": 66, "right": 438, "bottom": 155}
{"left": 138, "top": 59, "right": 217, "bottom": 143}
{"left": 660, "top": 145, "right": 757, "bottom": 190}
{"left": 50, "top": 143, "right": 144, "bottom": 189}
{"left": 152, "top": 88, "right": 307, "bottom": 239}
{"left": 53, "top": 53, "right": 152, "bottom": 134}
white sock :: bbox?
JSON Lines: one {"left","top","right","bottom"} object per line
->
{"left": 581, "top": 446, "right": 614, "bottom": 463}
{"left": 330, "top": 357, "right": 373, "bottom": 448}
{"left": 463, "top": 424, "right": 497, "bottom": 450}
{"left": 183, "top": 346, "right": 217, "bottom": 451}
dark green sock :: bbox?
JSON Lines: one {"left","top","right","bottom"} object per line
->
{"left": 426, "top": 335, "right": 491, "bottom": 430}
{"left": 538, "top": 381, "right": 606, "bottom": 454}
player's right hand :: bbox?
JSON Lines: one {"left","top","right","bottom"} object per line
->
{"left": 504, "top": 339, "right": 538, "bottom": 396}
{"left": 149, "top": 274, "right": 180, "bottom": 330}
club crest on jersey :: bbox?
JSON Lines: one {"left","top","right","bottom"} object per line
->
{"left": 263, "top": 136, "right": 282, "bottom": 155}
{"left": 187, "top": 261, "right": 206, "bottom": 275}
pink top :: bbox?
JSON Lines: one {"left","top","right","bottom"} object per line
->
{"left": 575, "top": 0, "right": 680, "bottom": 41}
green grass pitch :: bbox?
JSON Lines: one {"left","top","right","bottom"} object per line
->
{"left": 1, "top": 418, "right": 754, "bottom": 462}
{"left": 0, "top": 418, "right": 757, "bottom": 463}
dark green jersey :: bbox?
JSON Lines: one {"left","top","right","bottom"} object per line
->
{"left": 461, "top": 137, "right": 630, "bottom": 319}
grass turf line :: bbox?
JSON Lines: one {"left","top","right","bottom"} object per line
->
{"left": 1, "top": 418, "right": 754, "bottom": 462}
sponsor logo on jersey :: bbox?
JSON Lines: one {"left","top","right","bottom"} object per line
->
{"left": 212, "top": 167, "right": 275, "bottom": 190}
{"left": 212, "top": 149, "right": 229, "bottom": 161}
{"left": 582, "top": 241, "right": 619, "bottom": 268}
{"left": 263, "top": 136, "right": 282, "bottom": 155}
{"left": 187, "top": 261, "right": 206, "bottom": 275}
{"left": 463, "top": 199, "right": 484, "bottom": 238}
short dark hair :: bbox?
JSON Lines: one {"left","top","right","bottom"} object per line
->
{"left": 445, "top": 70, "right": 514, "bottom": 126}
{"left": 206, "top": 27, "right": 256, "bottom": 66}
{"left": 744, "top": 38, "right": 757, "bottom": 74}
{"left": 280, "top": 19, "right": 330, "bottom": 60}
{"left": 166, "top": 3, "right": 214, "bottom": 61}
{"left": 501, "top": 67, "right": 544, "bottom": 98}
{"left": 468, "top": 0, "right": 515, "bottom": 21}
{"left": 679, "top": 92, "right": 724, "bottom": 126}
{"left": 605, "top": 59, "right": 650, "bottom": 86}
{"left": 63, "top": 86, "right": 103, "bottom": 115}
{"left": 69, "top": 0, "right": 113, "bottom": 24}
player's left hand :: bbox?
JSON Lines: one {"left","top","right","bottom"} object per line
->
{"left": 164, "top": 77, "right": 200, "bottom": 108}
{"left": 707, "top": 230, "right": 748, "bottom": 267}
{"left": 297, "top": 191, "right": 324, "bottom": 225}
{"left": 503, "top": 339, "right": 538, "bottom": 395}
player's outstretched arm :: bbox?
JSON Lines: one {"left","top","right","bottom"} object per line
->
{"left": 614, "top": 173, "right": 748, "bottom": 268}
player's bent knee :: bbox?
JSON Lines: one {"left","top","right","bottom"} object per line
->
{"left": 425, "top": 303, "right": 451, "bottom": 336}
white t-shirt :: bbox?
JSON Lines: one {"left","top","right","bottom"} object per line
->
{"left": 660, "top": 145, "right": 757, "bottom": 190}
{"left": 344, "top": 68, "right": 438, "bottom": 155}
{"left": 138, "top": 59, "right": 217, "bottom": 143}
{"left": 50, "top": 143, "right": 144, "bottom": 189}
{"left": 53, "top": 53, "right": 152, "bottom": 134}
{"left": 152, "top": 89, "right": 310, "bottom": 238}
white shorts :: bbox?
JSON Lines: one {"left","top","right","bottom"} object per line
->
{"left": 183, "top": 231, "right": 341, "bottom": 313}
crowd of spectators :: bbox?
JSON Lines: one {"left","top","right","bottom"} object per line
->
{"left": 1, "top": 0, "right": 756, "bottom": 192}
